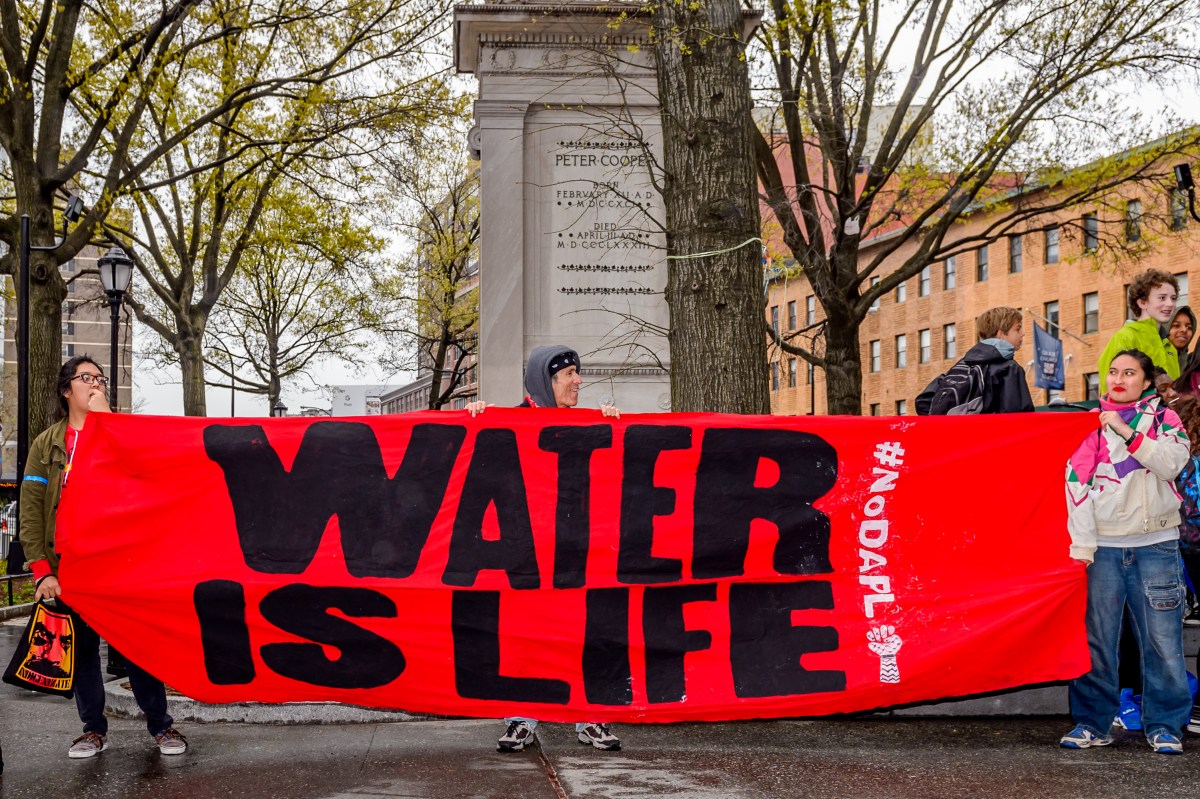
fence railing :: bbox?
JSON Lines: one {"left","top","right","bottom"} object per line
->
{"left": 0, "top": 572, "right": 33, "bottom": 607}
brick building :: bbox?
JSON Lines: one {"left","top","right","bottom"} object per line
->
{"left": 767, "top": 166, "right": 1200, "bottom": 415}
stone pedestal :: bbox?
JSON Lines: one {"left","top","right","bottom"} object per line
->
{"left": 455, "top": 1, "right": 670, "bottom": 411}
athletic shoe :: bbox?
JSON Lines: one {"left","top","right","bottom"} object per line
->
{"left": 577, "top": 722, "right": 621, "bottom": 751}
{"left": 1184, "top": 607, "right": 1200, "bottom": 626}
{"left": 1148, "top": 731, "right": 1184, "bottom": 754}
{"left": 1060, "top": 725, "right": 1113, "bottom": 749}
{"left": 497, "top": 720, "right": 536, "bottom": 752}
{"left": 154, "top": 728, "right": 188, "bottom": 755}
{"left": 1113, "top": 689, "right": 1142, "bottom": 731}
{"left": 1187, "top": 709, "right": 1200, "bottom": 735}
{"left": 68, "top": 732, "right": 109, "bottom": 759}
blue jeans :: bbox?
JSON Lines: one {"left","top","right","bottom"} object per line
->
{"left": 1069, "top": 542, "right": 1192, "bottom": 737}
{"left": 66, "top": 605, "right": 173, "bottom": 737}
{"left": 504, "top": 718, "right": 594, "bottom": 733}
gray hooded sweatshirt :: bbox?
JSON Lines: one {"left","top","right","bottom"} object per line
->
{"left": 523, "top": 344, "right": 579, "bottom": 408}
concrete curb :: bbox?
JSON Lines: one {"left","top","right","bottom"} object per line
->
{"left": 0, "top": 602, "right": 33, "bottom": 622}
{"left": 103, "top": 679, "right": 427, "bottom": 724}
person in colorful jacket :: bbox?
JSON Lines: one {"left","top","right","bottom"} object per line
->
{"left": 20, "top": 356, "right": 189, "bottom": 759}
{"left": 1062, "top": 349, "right": 1192, "bottom": 754}
{"left": 1097, "top": 269, "right": 1180, "bottom": 394}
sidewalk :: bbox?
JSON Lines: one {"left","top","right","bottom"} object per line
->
{"left": 0, "top": 620, "right": 1196, "bottom": 799}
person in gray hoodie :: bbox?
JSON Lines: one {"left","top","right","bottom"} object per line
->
{"left": 466, "top": 344, "right": 622, "bottom": 753}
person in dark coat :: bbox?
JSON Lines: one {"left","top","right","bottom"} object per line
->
{"left": 916, "top": 306, "right": 1034, "bottom": 414}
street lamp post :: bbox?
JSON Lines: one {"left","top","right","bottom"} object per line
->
{"left": 271, "top": 400, "right": 288, "bottom": 417}
{"left": 1174, "top": 164, "right": 1200, "bottom": 224}
{"left": 98, "top": 247, "right": 134, "bottom": 411}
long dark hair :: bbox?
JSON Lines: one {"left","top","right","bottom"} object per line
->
{"left": 1172, "top": 395, "right": 1200, "bottom": 457}
{"left": 55, "top": 355, "right": 103, "bottom": 419}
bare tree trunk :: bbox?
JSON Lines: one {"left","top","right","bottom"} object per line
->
{"left": 177, "top": 331, "right": 208, "bottom": 417}
{"left": 653, "top": 0, "right": 767, "bottom": 414}
{"left": 29, "top": 250, "right": 65, "bottom": 435}
{"left": 823, "top": 309, "right": 863, "bottom": 415}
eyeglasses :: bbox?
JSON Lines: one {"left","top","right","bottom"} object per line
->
{"left": 71, "top": 373, "right": 110, "bottom": 387}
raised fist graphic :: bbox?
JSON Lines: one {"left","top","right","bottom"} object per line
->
{"left": 867, "top": 625, "right": 903, "bottom": 684}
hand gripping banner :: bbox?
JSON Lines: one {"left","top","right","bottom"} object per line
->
{"left": 56, "top": 410, "right": 1096, "bottom": 721}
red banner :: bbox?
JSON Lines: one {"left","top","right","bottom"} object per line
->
{"left": 56, "top": 411, "right": 1095, "bottom": 721}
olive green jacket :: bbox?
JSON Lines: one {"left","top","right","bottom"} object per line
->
{"left": 19, "top": 419, "right": 70, "bottom": 576}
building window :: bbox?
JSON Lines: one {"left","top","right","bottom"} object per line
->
{"left": 869, "top": 403, "right": 881, "bottom": 416}
{"left": 1176, "top": 272, "right": 1189, "bottom": 310}
{"left": 770, "top": 305, "right": 779, "bottom": 333}
{"left": 1126, "top": 200, "right": 1142, "bottom": 242}
{"left": 771, "top": 361, "right": 779, "bottom": 391}
{"left": 67, "top": 280, "right": 76, "bottom": 295}
{"left": 62, "top": 321, "right": 75, "bottom": 336}
{"left": 1171, "top": 190, "right": 1189, "bottom": 231}
{"left": 1009, "top": 235, "right": 1022, "bottom": 273}
{"left": 918, "top": 329, "right": 931, "bottom": 363}
{"left": 870, "top": 340, "right": 881, "bottom": 372}
{"left": 869, "top": 276, "right": 881, "bottom": 312}
{"left": 895, "top": 399, "right": 907, "bottom": 415}
{"left": 1083, "top": 212, "right": 1099, "bottom": 251}
{"left": 807, "top": 362, "right": 814, "bottom": 384}
{"left": 943, "top": 323, "right": 957, "bottom": 359}
{"left": 918, "top": 266, "right": 931, "bottom": 297}
{"left": 787, "top": 359, "right": 797, "bottom": 388}
{"left": 944, "top": 255, "right": 956, "bottom": 290}
{"left": 1044, "top": 300, "right": 1059, "bottom": 338}
{"left": 896, "top": 280, "right": 906, "bottom": 303}
{"left": 895, "top": 334, "right": 907, "bottom": 368}
{"left": 1083, "top": 292, "right": 1099, "bottom": 333}
{"left": 976, "top": 246, "right": 989, "bottom": 281}
{"left": 63, "top": 259, "right": 76, "bottom": 273}
{"left": 64, "top": 301, "right": 75, "bottom": 318}
{"left": 806, "top": 295, "right": 816, "bottom": 325}
{"left": 787, "top": 300, "right": 797, "bottom": 329}
{"left": 62, "top": 343, "right": 75, "bottom": 358}
{"left": 1085, "top": 373, "right": 1100, "bottom": 401}
{"left": 1044, "top": 226, "right": 1059, "bottom": 264}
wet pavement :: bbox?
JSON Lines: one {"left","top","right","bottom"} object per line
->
{"left": 0, "top": 621, "right": 1195, "bottom": 799}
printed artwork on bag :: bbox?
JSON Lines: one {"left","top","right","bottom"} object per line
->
{"left": 4, "top": 602, "right": 75, "bottom": 696}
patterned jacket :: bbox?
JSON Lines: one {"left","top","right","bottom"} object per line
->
{"left": 1065, "top": 394, "right": 1189, "bottom": 562}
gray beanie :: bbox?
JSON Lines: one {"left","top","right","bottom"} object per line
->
{"left": 524, "top": 344, "right": 579, "bottom": 407}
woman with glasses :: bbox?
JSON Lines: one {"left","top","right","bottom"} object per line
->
{"left": 19, "top": 356, "right": 189, "bottom": 759}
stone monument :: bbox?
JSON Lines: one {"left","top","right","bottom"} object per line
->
{"left": 454, "top": 0, "right": 670, "bottom": 411}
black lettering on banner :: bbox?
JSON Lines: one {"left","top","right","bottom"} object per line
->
{"left": 259, "top": 585, "right": 405, "bottom": 689}
{"left": 642, "top": 583, "right": 716, "bottom": 703}
{"left": 618, "top": 426, "right": 691, "bottom": 583}
{"left": 728, "top": 582, "right": 845, "bottom": 698}
{"left": 451, "top": 591, "right": 571, "bottom": 703}
{"left": 538, "top": 425, "right": 613, "bottom": 588}
{"left": 582, "top": 588, "right": 632, "bottom": 705}
{"left": 693, "top": 429, "right": 837, "bottom": 578}
{"left": 194, "top": 580, "right": 255, "bottom": 685}
{"left": 443, "top": 429, "right": 540, "bottom": 589}
{"left": 203, "top": 422, "right": 466, "bottom": 577}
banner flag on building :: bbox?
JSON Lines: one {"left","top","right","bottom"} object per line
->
{"left": 57, "top": 411, "right": 1095, "bottom": 722}
{"left": 1033, "top": 322, "right": 1065, "bottom": 390}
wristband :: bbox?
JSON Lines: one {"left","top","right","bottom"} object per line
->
{"left": 1124, "top": 430, "right": 1139, "bottom": 446}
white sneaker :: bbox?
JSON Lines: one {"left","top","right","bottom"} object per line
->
{"left": 497, "top": 720, "right": 536, "bottom": 752}
{"left": 577, "top": 723, "right": 621, "bottom": 751}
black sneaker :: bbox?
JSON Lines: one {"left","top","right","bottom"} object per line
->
{"left": 497, "top": 720, "right": 535, "bottom": 752}
{"left": 1184, "top": 607, "right": 1200, "bottom": 627}
{"left": 1188, "top": 709, "right": 1200, "bottom": 735}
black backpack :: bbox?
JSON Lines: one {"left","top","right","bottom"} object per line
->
{"left": 927, "top": 362, "right": 986, "bottom": 415}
